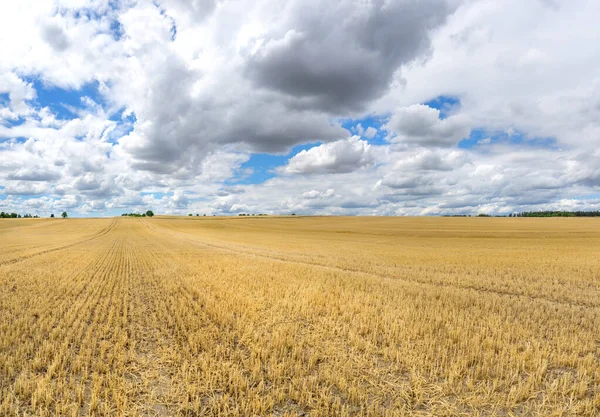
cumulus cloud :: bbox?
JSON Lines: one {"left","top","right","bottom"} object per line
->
{"left": 157, "top": 0, "right": 217, "bottom": 23}
{"left": 110, "top": 2, "right": 350, "bottom": 172}
{"left": 7, "top": 166, "right": 61, "bottom": 181}
{"left": 40, "top": 21, "right": 70, "bottom": 52}
{"left": 392, "top": 149, "right": 470, "bottom": 172}
{"left": 3, "top": 182, "right": 50, "bottom": 196}
{"left": 302, "top": 189, "right": 335, "bottom": 199}
{"left": 0, "top": 72, "right": 36, "bottom": 117}
{"left": 378, "top": 0, "right": 600, "bottom": 150}
{"left": 356, "top": 124, "right": 377, "bottom": 139}
{"left": 386, "top": 104, "right": 471, "bottom": 147}
{"left": 245, "top": 0, "right": 453, "bottom": 112}
{"left": 282, "top": 136, "right": 373, "bottom": 175}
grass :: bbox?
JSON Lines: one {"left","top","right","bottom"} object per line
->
{"left": 0, "top": 216, "right": 599, "bottom": 416}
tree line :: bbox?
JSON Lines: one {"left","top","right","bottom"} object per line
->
{"left": 1, "top": 212, "right": 68, "bottom": 218}
{"left": 513, "top": 211, "right": 600, "bottom": 217}
{"left": 0, "top": 212, "right": 39, "bottom": 218}
{"left": 121, "top": 210, "right": 154, "bottom": 217}
{"left": 471, "top": 211, "right": 600, "bottom": 217}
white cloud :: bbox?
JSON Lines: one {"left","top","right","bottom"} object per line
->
{"left": 378, "top": 0, "right": 600, "bottom": 150}
{"left": 7, "top": 166, "right": 61, "bottom": 181}
{"left": 282, "top": 136, "right": 373, "bottom": 175}
{"left": 3, "top": 181, "right": 50, "bottom": 196}
{"left": 364, "top": 127, "right": 378, "bottom": 139}
{"left": 386, "top": 104, "right": 471, "bottom": 147}
{"left": 302, "top": 189, "right": 335, "bottom": 199}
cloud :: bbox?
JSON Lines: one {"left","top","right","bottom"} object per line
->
{"left": 378, "top": 0, "right": 600, "bottom": 151}
{"left": 157, "top": 0, "right": 217, "bottom": 23}
{"left": 110, "top": 3, "right": 350, "bottom": 172}
{"left": 364, "top": 127, "right": 377, "bottom": 139}
{"left": 244, "top": 0, "right": 453, "bottom": 113}
{"left": 391, "top": 149, "right": 470, "bottom": 172}
{"left": 40, "top": 21, "right": 70, "bottom": 52}
{"left": 1, "top": 0, "right": 600, "bottom": 217}
{"left": 302, "top": 189, "right": 335, "bottom": 199}
{"left": 386, "top": 104, "right": 471, "bottom": 147}
{"left": 7, "top": 166, "right": 61, "bottom": 181}
{"left": 356, "top": 124, "right": 377, "bottom": 139}
{"left": 3, "top": 181, "right": 50, "bottom": 196}
{"left": 282, "top": 136, "right": 373, "bottom": 175}
{"left": 0, "top": 72, "right": 36, "bottom": 117}
{"left": 380, "top": 175, "right": 432, "bottom": 190}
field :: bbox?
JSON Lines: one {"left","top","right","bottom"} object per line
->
{"left": 0, "top": 216, "right": 599, "bottom": 416}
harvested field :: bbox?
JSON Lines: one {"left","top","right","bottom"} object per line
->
{"left": 0, "top": 216, "right": 599, "bottom": 416}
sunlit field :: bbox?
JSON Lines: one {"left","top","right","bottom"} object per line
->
{"left": 1, "top": 216, "right": 599, "bottom": 416}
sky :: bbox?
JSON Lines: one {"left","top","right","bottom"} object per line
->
{"left": 1, "top": 0, "right": 600, "bottom": 217}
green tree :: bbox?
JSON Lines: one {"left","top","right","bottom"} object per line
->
{"left": 61, "top": 212, "right": 68, "bottom": 218}
{"left": 146, "top": 210, "right": 154, "bottom": 217}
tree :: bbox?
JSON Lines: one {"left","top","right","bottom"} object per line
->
{"left": 188, "top": 213, "right": 193, "bottom": 216}
{"left": 146, "top": 210, "right": 154, "bottom": 217}
{"left": 61, "top": 212, "right": 68, "bottom": 218}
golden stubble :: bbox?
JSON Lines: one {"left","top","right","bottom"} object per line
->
{"left": 0, "top": 216, "right": 599, "bottom": 416}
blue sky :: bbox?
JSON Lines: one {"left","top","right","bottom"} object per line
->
{"left": 0, "top": 0, "right": 599, "bottom": 217}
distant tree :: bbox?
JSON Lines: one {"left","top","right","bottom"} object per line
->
{"left": 146, "top": 210, "right": 154, "bottom": 217}
{"left": 196, "top": 214, "right": 199, "bottom": 216}
{"left": 203, "top": 214, "right": 206, "bottom": 216}
{"left": 50, "top": 214, "right": 55, "bottom": 218}
{"left": 188, "top": 213, "right": 193, "bottom": 216}
{"left": 61, "top": 212, "right": 68, "bottom": 218}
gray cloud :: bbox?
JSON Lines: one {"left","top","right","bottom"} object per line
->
{"left": 158, "top": 0, "right": 217, "bottom": 22}
{"left": 381, "top": 175, "right": 432, "bottom": 190}
{"left": 117, "top": 54, "right": 348, "bottom": 173}
{"left": 40, "top": 23, "right": 70, "bottom": 52}
{"left": 3, "top": 182, "right": 49, "bottom": 196}
{"left": 244, "top": 0, "right": 452, "bottom": 113}
{"left": 7, "top": 166, "right": 61, "bottom": 181}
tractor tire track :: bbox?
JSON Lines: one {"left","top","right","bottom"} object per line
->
{"left": 0, "top": 218, "right": 118, "bottom": 268}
